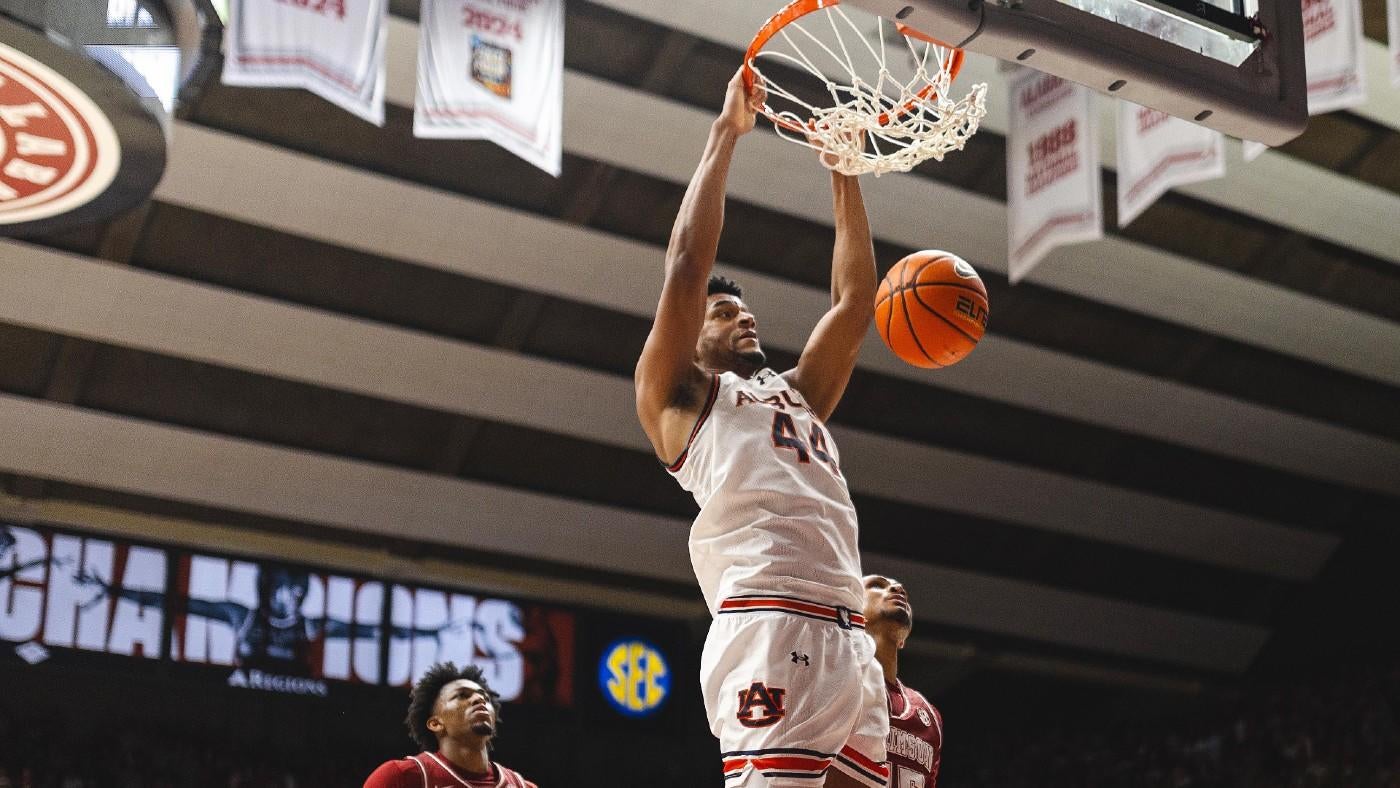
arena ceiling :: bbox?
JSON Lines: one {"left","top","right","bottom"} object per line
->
{"left": 2, "top": 0, "right": 1398, "bottom": 715}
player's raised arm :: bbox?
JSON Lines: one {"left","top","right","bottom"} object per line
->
{"left": 635, "top": 69, "right": 764, "bottom": 461}
{"left": 786, "top": 170, "right": 878, "bottom": 421}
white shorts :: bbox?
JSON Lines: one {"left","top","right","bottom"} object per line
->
{"left": 701, "top": 595, "right": 889, "bottom": 787}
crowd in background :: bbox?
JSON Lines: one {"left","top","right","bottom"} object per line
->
{"left": 958, "top": 660, "right": 1400, "bottom": 787}
{"left": 5, "top": 659, "right": 1400, "bottom": 786}
{"left": 0, "top": 710, "right": 371, "bottom": 788}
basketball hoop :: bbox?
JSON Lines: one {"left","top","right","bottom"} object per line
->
{"left": 743, "top": 0, "right": 988, "bottom": 177}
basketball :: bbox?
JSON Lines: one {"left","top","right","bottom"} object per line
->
{"left": 875, "top": 250, "right": 989, "bottom": 368}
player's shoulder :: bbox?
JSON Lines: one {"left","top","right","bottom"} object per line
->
{"left": 363, "top": 756, "right": 425, "bottom": 788}
{"left": 902, "top": 682, "right": 941, "bottom": 715}
{"left": 496, "top": 763, "right": 538, "bottom": 788}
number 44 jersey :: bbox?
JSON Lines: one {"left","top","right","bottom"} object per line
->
{"left": 667, "top": 369, "right": 864, "bottom": 615}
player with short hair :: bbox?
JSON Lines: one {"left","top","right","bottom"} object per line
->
{"left": 634, "top": 68, "right": 886, "bottom": 788}
{"left": 364, "top": 662, "right": 536, "bottom": 788}
{"left": 862, "top": 575, "right": 943, "bottom": 787}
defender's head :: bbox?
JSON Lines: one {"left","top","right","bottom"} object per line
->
{"left": 863, "top": 574, "right": 913, "bottom": 645}
{"left": 697, "top": 275, "right": 766, "bottom": 375}
{"left": 406, "top": 662, "right": 503, "bottom": 751}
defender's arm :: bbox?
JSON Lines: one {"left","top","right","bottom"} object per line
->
{"left": 787, "top": 171, "right": 878, "bottom": 421}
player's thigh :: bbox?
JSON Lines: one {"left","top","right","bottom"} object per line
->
{"left": 702, "top": 613, "right": 864, "bottom": 760}
{"left": 827, "top": 638, "right": 890, "bottom": 788}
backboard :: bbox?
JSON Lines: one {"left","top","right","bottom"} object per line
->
{"left": 845, "top": 0, "right": 1307, "bottom": 145}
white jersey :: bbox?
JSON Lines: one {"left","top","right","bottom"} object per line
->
{"left": 667, "top": 368, "right": 864, "bottom": 614}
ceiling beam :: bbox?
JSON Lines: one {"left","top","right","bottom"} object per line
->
{"left": 146, "top": 127, "right": 1400, "bottom": 496}
{"left": 0, "top": 241, "right": 1341, "bottom": 577}
{"left": 0, "top": 392, "right": 1270, "bottom": 671}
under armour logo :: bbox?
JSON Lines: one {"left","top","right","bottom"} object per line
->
{"left": 790, "top": 651, "right": 809, "bottom": 666}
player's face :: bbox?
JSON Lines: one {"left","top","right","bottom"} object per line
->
{"left": 863, "top": 574, "right": 913, "bottom": 630}
{"left": 431, "top": 679, "right": 497, "bottom": 741}
{"left": 697, "top": 294, "right": 766, "bottom": 370}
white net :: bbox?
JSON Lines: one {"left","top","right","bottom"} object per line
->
{"left": 748, "top": 3, "right": 988, "bottom": 177}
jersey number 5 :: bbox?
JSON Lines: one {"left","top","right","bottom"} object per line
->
{"left": 770, "top": 412, "right": 840, "bottom": 476}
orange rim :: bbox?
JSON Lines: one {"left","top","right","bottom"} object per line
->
{"left": 742, "top": 0, "right": 967, "bottom": 133}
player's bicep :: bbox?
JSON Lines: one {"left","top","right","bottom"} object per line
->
{"left": 788, "top": 301, "right": 870, "bottom": 420}
{"left": 635, "top": 262, "right": 708, "bottom": 415}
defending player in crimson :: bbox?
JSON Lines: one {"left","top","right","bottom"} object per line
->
{"left": 634, "top": 68, "right": 887, "bottom": 787}
{"left": 363, "top": 662, "right": 536, "bottom": 788}
{"left": 863, "top": 575, "right": 944, "bottom": 787}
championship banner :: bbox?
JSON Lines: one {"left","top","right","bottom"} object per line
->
{"left": 1, "top": 523, "right": 166, "bottom": 667}
{"left": 414, "top": 0, "right": 564, "bottom": 176}
{"left": 4, "top": 521, "right": 605, "bottom": 712}
{"left": 1006, "top": 69, "right": 1102, "bottom": 283}
{"left": 1302, "top": 0, "right": 1366, "bottom": 114}
{"left": 1116, "top": 102, "right": 1224, "bottom": 227}
{"left": 170, "top": 553, "right": 385, "bottom": 695}
{"left": 386, "top": 581, "right": 575, "bottom": 706}
{"left": 222, "top": 0, "right": 387, "bottom": 125}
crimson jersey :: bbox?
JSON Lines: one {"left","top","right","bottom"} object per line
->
{"left": 885, "top": 680, "right": 942, "bottom": 787}
{"left": 363, "top": 752, "right": 536, "bottom": 788}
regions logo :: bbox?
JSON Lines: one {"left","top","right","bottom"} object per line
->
{"left": 470, "top": 35, "right": 513, "bottom": 99}
{"left": 0, "top": 40, "right": 120, "bottom": 227}
{"left": 599, "top": 638, "right": 670, "bottom": 717}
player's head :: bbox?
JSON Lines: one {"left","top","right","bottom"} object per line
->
{"left": 697, "top": 274, "right": 766, "bottom": 374}
{"left": 257, "top": 566, "right": 310, "bottom": 620}
{"left": 406, "top": 662, "right": 503, "bottom": 751}
{"left": 862, "top": 574, "right": 913, "bottom": 646}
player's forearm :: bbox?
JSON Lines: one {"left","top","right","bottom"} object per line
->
{"left": 830, "top": 172, "right": 877, "bottom": 308}
{"left": 664, "top": 121, "right": 740, "bottom": 281}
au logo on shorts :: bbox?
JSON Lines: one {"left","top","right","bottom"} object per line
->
{"left": 736, "top": 681, "right": 787, "bottom": 728}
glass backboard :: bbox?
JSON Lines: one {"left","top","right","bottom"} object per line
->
{"left": 847, "top": 0, "right": 1306, "bottom": 145}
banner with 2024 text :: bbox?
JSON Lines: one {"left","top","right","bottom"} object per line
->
{"left": 1116, "top": 103, "right": 1224, "bottom": 227}
{"left": 415, "top": 0, "right": 564, "bottom": 176}
{"left": 1242, "top": 0, "right": 1365, "bottom": 161}
{"left": 1006, "top": 70, "right": 1101, "bottom": 283}
{"left": 222, "top": 0, "right": 387, "bottom": 125}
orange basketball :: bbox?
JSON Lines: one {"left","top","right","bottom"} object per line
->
{"left": 875, "top": 250, "right": 989, "bottom": 368}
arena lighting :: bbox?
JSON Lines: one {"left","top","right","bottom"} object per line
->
{"left": 0, "top": 0, "right": 221, "bottom": 233}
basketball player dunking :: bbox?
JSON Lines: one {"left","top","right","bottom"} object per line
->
{"left": 634, "top": 69, "right": 887, "bottom": 787}
{"left": 863, "top": 575, "right": 943, "bottom": 787}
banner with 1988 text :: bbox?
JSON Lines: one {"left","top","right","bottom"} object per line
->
{"left": 222, "top": 0, "right": 387, "bottom": 125}
{"left": 1116, "top": 102, "right": 1224, "bottom": 227}
{"left": 415, "top": 0, "right": 564, "bottom": 176}
{"left": 1007, "top": 69, "right": 1101, "bottom": 283}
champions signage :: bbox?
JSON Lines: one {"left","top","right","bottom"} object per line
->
{"left": 0, "top": 522, "right": 575, "bottom": 705}
{"left": 0, "top": 18, "right": 165, "bottom": 235}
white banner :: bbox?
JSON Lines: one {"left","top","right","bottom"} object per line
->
{"left": 1116, "top": 103, "right": 1224, "bottom": 227}
{"left": 1006, "top": 70, "right": 1101, "bottom": 283}
{"left": 414, "top": 0, "right": 564, "bottom": 176}
{"left": 1389, "top": 0, "right": 1400, "bottom": 88}
{"left": 1303, "top": 0, "right": 1366, "bottom": 114}
{"left": 222, "top": 0, "right": 388, "bottom": 125}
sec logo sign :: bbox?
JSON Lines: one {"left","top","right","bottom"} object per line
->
{"left": 599, "top": 638, "right": 669, "bottom": 717}
{"left": 0, "top": 40, "right": 120, "bottom": 227}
